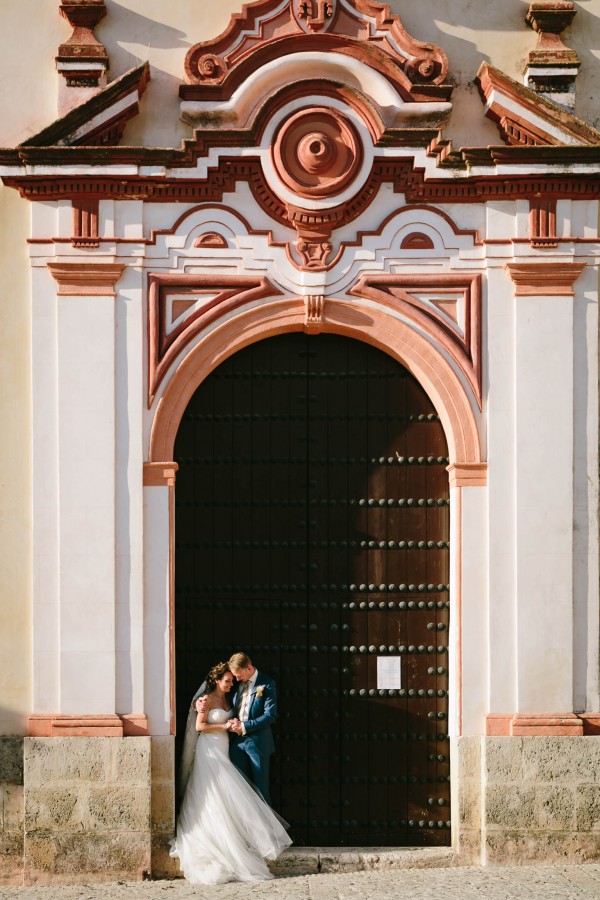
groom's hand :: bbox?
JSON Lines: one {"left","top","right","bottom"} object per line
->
{"left": 229, "top": 719, "right": 243, "bottom": 734}
{"left": 195, "top": 696, "right": 208, "bottom": 713}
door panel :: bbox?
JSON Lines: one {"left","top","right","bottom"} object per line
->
{"left": 175, "top": 333, "right": 450, "bottom": 846}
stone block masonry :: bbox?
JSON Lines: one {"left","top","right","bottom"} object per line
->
{"left": 23, "top": 737, "right": 151, "bottom": 884}
{"left": 0, "top": 738, "right": 24, "bottom": 885}
{"left": 482, "top": 736, "right": 600, "bottom": 864}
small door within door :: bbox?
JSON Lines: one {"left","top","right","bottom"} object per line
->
{"left": 175, "top": 332, "right": 450, "bottom": 846}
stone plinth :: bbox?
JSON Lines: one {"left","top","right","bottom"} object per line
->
{"left": 24, "top": 737, "right": 151, "bottom": 884}
{"left": 484, "top": 736, "right": 600, "bottom": 863}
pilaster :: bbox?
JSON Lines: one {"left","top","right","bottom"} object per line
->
{"left": 506, "top": 261, "right": 584, "bottom": 714}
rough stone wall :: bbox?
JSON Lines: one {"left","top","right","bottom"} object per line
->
{"left": 150, "top": 736, "right": 178, "bottom": 878}
{"left": 453, "top": 736, "right": 482, "bottom": 864}
{"left": 482, "top": 736, "right": 600, "bottom": 864}
{"left": 0, "top": 738, "right": 24, "bottom": 884}
{"left": 23, "top": 737, "right": 151, "bottom": 884}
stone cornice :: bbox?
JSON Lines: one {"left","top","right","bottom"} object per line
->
{"left": 5, "top": 159, "right": 600, "bottom": 208}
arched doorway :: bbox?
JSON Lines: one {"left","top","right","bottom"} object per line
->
{"left": 174, "top": 332, "right": 450, "bottom": 847}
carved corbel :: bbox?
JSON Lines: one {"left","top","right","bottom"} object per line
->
{"left": 304, "top": 295, "right": 325, "bottom": 333}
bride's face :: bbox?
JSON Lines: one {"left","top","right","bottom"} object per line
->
{"left": 217, "top": 672, "right": 234, "bottom": 692}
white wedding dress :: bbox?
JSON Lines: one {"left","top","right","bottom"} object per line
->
{"left": 170, "top": 707, "right": 292, "bottom": 884}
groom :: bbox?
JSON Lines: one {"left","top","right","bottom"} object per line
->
{"left": 227, "top": 651, "right": 277, "bottom": 805}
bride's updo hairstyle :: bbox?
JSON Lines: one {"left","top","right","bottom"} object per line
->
{"left": 204, "top": 661, "right": 231, "bottom": 693}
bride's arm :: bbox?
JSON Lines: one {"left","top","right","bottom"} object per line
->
{"left": 195, "top": 701, "right": 232, "bottom": 733}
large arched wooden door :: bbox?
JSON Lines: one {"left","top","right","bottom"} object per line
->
{"left": 174, "top": 333, "right": 450, "bottom": 847}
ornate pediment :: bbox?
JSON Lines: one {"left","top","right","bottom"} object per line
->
{"left": 180, "top": 0, "right": 451, "bottom": 107}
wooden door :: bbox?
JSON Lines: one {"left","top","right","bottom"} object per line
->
{"left": 174, "top": 333, "right": 450, "bottom": 846}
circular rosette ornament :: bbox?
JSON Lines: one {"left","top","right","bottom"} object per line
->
{"left": 272, "top": 108, "right": 362, "bottom": 199}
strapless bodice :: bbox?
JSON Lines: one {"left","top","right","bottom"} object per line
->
{"left": 207, "top": 707, "right": 233, "bottom": 724}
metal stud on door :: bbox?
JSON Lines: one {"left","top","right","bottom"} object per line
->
{"left": 174, "top": 333, "right": 450, "bottom": 846}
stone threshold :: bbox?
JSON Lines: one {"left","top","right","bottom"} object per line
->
{"left": 270, "top": 846, "right": 456, "bottom": 876}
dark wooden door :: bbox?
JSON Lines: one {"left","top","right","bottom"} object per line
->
{"left": 175, "top": 333, "right": 450, "bottom": 846}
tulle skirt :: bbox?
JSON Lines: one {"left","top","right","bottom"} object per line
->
{"left": 170, "top": 731, "right": 291, "bottom": 884}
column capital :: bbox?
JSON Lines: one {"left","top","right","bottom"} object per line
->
{"left": 47, "top": 262, "right": 125, "bottom": 296}
{"left": 143, "top": 462, "right": 178, "bottom": 487}
{"left": 447, "top": 462, "right": 487, "bottom": 487}
{"left": 506, "top": 262, "right": 585, "bottom": 296}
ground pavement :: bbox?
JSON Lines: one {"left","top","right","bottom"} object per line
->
{"left": 2, "top": 865, "right": 600, "bottom": 900}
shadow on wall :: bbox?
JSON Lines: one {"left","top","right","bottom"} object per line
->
{"left": 98, "top": 1, "right": 193, "bottom": 147}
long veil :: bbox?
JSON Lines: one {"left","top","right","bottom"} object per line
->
{"left": 178, "top": 679, "right": 208, "bottom": 797}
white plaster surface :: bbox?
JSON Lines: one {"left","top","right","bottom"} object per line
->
{"left": 515, "top": 293, "right": 574, "bottom": 713}
{"left": 57, "top": 294, "right": 116, "bottom": 714}
{"left": 115, "top": 266, "right": 146, "bottom": 716}
{"left": 485, "top": 268, "right": 517, "bottom": 714}
{"left": 458, "top": 486, "right": 489, "bottom": 736}
{"left": 143, "top": 487, "right": 172, "bottom": 735}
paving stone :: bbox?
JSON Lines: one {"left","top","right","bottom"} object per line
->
{"left": 3, "top": 864, "right": 600, "bottom": 899}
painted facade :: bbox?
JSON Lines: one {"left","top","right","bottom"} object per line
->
{"left": 1, "top": 0, "right": 600, "bottom": 883}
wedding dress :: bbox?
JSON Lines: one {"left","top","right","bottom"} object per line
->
{"left": 170, "top": 707, "right": 291, "bottom": 884}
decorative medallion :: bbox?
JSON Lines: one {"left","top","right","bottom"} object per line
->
{"left": 272, "top": 107, "right": 361, "bottom": 199}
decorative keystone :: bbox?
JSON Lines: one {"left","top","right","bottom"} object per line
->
{"left": 57, "top": 0, "right": 108, "bottom": 88}
{"left": 525, "top": 2, "right": 580, "bottom": 109}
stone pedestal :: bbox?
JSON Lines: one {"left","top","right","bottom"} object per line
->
{"left": 23, "top": 737, "right": 151, "bottom": 884}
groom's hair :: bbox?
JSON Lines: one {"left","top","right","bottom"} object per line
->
{"left": 229, "top": 651, "right": 252, "bottom": 671}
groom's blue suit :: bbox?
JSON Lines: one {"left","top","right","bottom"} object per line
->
{"left": 229, "top": 671, "right": 276, "bottom": 805}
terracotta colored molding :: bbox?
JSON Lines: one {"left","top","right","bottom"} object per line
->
{"left": 181, "top": 0, "right": 450, "bottom": 103}
{"left": 57, "top": 1, "right": 108, "bottom": 88}
{"left": 148, "top": 296, "right": 483, "bottom": 465}
{"left": 512, "top": 713, "right": 583, "bottom": 735}
{"left": 29, "top": 714, "right": 123, "bottom": 737}
{"left": 6, "top": 151, "right": 600, "bottom": 207}
{"left": 120, "top": 714, "right": 149, "bottom": 736}
{"left": 350, "top": 273, "right": 482, "bottom": 409}
{"left": 529, "top": 196, "right": 557, "bottom": 248}
{"left": 526, "top": 1, "right": 578, "bottom": 61}
{"left": 477, "top": 63, "right": 600, "bottom": 146}
{"left": 22, "top": 63, "right": 150, "bottom": 148}
{"left": 485, "top": 712, "right": 600, "bottom": 735}
{"left": 485, "top": 714, "right": 513, "bottom": 736}
{"left": 506, "top": 262, "right": 585, "bottom": 296}
{"left": 304, "top": 294, "right": 325, "bottom": 333}
{"left": 72, "top": 196, "right": 99, "bottom": 249}
{"left": 580, "top": 714, "right": 600, "bottom": 735}
{"left": 147, "top": 272, "right": 284, "bottom": 407}
{"left": 47, "top": 262, "right": 125, "bottom": 296}
{"left": 447, "top": 462, "right": 487, "bottom": 488}
{"left": 143, "top": 462, "right": 179, "bottom": 488}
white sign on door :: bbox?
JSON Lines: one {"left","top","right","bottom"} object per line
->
{"left": 376, "top": 656, "right": 401, "bottom": 690}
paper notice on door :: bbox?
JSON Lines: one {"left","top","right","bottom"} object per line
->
{"left": 376, "top": 656, "right": 401, "bottom": 690}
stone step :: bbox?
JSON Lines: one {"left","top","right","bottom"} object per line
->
{"left": 269, "top": 846, "right": 456, "bottom": 876}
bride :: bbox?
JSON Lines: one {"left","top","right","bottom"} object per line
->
{"left": 170, "top": 661, "right": 292, "bottom": 884}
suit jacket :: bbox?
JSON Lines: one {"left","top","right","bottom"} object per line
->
{"left": 230, "top": 671, "right": 277, "bottom": 757}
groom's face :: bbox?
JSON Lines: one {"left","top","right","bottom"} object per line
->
{"left": 232, "top": 666, "right": 253, "bottom": 683}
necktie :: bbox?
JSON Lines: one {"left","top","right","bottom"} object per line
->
{"left": 238, "top": 681, "right": 251, "bottom": 721}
